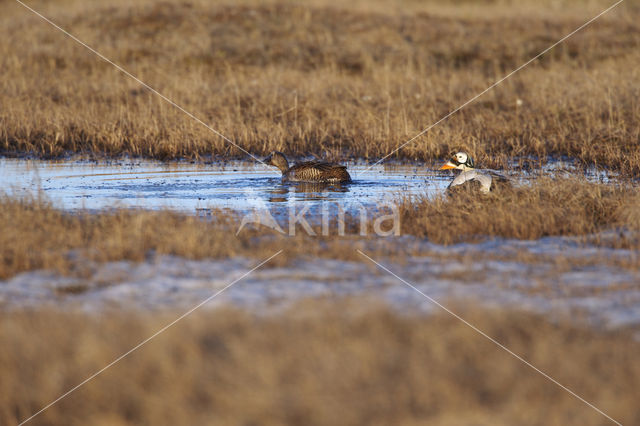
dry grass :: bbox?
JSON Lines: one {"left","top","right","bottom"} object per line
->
{"left": 0, "top": 194, "right": 376, "bottom": 280}
{"left": 398, "top": 176, "right": 640, "bottom": 244}
{"left": 1, "top": 0, "right": 639, "bottom": 174}
{"left": 0, "top": 194, "right": 268, "bottom": 280}
{"left": 1, "top": 303, "right": 638, "bottom": 426}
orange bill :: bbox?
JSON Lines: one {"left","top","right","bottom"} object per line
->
{"left": 439, "top": 161, "right": 456, "bottom": 170}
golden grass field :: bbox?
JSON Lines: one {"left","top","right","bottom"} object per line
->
{"left": 2, "top": 1, "right": 639, "bottom": 425}
{"left": 1, "top": 0, "right": 639, "bottom": 173}
{"left": 2, "top": 304, "right": 639, "bottom": 426}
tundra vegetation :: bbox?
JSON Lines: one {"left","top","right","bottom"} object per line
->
{"left": 1, "top": 0, "right": 639, "bottom": 174}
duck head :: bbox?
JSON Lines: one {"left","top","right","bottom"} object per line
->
{"left": 263, "top": 151, "right": 290, "bottom": 174}
{"left": 439, "top": 152, "right": 475, "bottom": 172}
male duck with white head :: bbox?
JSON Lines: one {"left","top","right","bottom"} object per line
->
{"left": 439, "top": 151, "right": 509, "bottom": 194}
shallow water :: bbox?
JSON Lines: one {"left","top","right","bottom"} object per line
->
{"left": 1, "top": 158, "right": 614, "bottom": 217}
{"left": 0, "top": 158, "right": 451, "bottom": 217}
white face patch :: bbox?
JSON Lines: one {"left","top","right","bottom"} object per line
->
{"left": 455, "top": 152, "right": 468, "bottom": 164}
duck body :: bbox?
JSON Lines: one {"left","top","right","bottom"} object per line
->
{"left": 448, "top": 169, "right": 509, "bottom": 194}
{"left": 264, "top": 151, "right": 351, "bottom": 183}
{"left": 439, "top": 152, "right": 510, "bottom": 194}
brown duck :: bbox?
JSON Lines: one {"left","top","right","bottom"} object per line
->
{"left": 264, "top": 151, "right": 351, "bottom": 183}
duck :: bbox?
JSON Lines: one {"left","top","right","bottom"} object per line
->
{"left": 263, "top": 151, "right": 352, "bottom": 183}
{"left": 439, "top": 151, "right": 509, "bottom": 194}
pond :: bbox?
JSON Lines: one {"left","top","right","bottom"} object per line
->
{"left": 0, "top": 158, "right": 452, "bottom": 217}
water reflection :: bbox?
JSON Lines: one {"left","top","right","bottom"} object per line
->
{"left": 268, "top": 181, "right": 351, "bottom": 203}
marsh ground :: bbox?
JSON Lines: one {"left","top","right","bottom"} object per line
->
{"left": 1, "top": 0, "right": 639, "bottom": 424}
{"left": 2, "top": 179, "right": 640, "bottom": 424}
{"left": 3, "top": 176, "right": 640, "bottom": 280}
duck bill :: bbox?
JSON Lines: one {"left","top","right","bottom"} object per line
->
{"left": 439, "top": 161, "right": 456, "bottom": 170}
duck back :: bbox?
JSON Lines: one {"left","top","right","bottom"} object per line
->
{"left": 285, "top": 161, "right": 351, "bottom": 183}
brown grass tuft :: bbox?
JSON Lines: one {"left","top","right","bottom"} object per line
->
{"left": 0, "top": 194, "right": 367, "bottom": 279}
{"left": 397, "top": 177, "right": 640, "bottom": 244}
{"left": 0, "top": 195, "right": 260, "bottom": 279}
